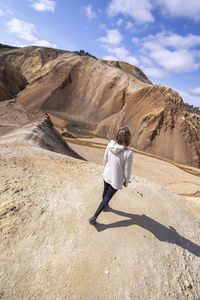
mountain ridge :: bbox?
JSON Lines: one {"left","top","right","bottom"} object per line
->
{"left": 0, "top": 45, "right": 199, "bottom": 167}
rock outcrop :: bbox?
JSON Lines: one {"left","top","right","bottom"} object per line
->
{"left": 0, "top": 99, "right": 34, "bottom": 136}
{"left": 0, "top": 113, "right": 85, "bottom": 160}
{"left": 0, "top": 59, "right": 26, "bottom": 101}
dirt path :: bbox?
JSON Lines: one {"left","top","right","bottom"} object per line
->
{"left": 64, "top": 137, "right": 200, "bottom": 201}
{"left": 64, "top": 137, "right": 200, "bottom": 177}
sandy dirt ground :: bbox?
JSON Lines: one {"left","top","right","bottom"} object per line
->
{"left": 0, "top": 143, "right": 200, "bottom": 299}
{"left": 66, "top": 137, "right": 200, "bottom": 204}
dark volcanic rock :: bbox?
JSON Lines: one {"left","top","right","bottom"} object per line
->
{"left": 0, "top": 59, "right": 26, "bottom": 101}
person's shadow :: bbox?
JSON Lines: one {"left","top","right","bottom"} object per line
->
{"left": 95, "top": 206, "right": 200, "bottom": 257}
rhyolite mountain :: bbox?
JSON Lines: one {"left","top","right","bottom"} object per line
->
{"left": 0, "top": 44, "right": 199, "bottom": 167}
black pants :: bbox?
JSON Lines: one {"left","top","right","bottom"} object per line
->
{"left": 94, "top": 180, "right": 118, "bottom": 218}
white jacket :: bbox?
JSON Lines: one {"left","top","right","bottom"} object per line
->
{"left": 103, "top": 140, "right": 133, "bottom": 190}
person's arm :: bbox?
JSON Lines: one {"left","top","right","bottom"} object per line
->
{"left": 124, "top": 151, "right": 133, "bottom": 187}
{"left": 103, "top": 146, "right": 109, "bottom": 167}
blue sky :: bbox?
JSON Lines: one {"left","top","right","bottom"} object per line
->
{"left": 0, "top": 0, "right": 200, "bottom": 107}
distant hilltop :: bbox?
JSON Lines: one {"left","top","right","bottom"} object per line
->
{"left": 0, "top": 43, "right": 18, "bottom": 50}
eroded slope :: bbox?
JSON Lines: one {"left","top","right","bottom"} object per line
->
{"left": 96, "top": 85, "right": 200, "bottom": 167}
{"left": 0, "top": 113, "right": 85, "bottom": 160}
{"left": 17, "top": 53, "right": 147, "bottom": 125}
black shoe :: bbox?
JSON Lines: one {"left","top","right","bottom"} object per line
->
{"left": 88, "top": 216, "right": 97, "bottom": 225}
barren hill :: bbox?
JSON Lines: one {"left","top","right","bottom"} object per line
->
{"left": 0, "top": 140, "right": 200, "bottom": 299}
{"left": 0, "top": 45, "right": 199, "bottom": 167}
{"left": 16, "top": 53, "right": 147, "bottom": 125}
{"left": 0, "top": 45, "right": 66, "bottom": 82}
{"left": 101, "top": 59, "right": 152, "bottom": 84}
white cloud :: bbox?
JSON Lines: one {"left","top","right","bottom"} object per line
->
{"left": 0, "top": 9, "right": 5, "bottom": 16}
{"left": 97, "top": 28, "right": 138, "bottom": 66}
{"left": 139, "top": 56, "right": 153, "bottom": 66}
{"left": 149, "top": 48, "right": 199, "bottom": 73}
{"left": 137, "top": 31, "right": 200, "bottom": 74}
{"left": 6, "top": 18, "right": 57, "bottom": 48}
{"left": 107, "top": 0, "right": 154, "bottom": 24}
{"left": 6, "top": 18, "right": 37, "bottom": 42}
{"left": 177, "top": 89, "right": 200, "bottom": 107}
{"left": 132, "top": 37, "right": 140, "bottom": 44}
{"left": 30, "top": 0, "right": 56, "bottom": 13}
{"left": 142, "top": 66, "right": 166, "bottom": 79}
{"left": 125, "top": 56, "right": 139, "bottom": 65}
{"left": 106, "top": 45, "right": 129, "bottom": 57}
{"left": 126, "top": 21, "right": 133, "bottom": 30}
{"left": 104, "top": 45, "right": 138, "bottom": 65}
{"left": 116, "top": 18, "right": 123, "bottom": 26}
{"left": 85, "top": 5, "right": 96, "bottom": 20}
{"left": 103, "top": 55, "right": 118, "bottom": 61}
{"left": 195, "top": 51, "right": 200, "bottom": 58}
{"left": 97, "top": 29, "right": 123, "bottom": 45}
{"left": 189, "top": 87, "right": 200, "bottom": 95}
{"left": 156, "top": 0, "right": 200, "bottom": 21}
{"left": 34, "top": 40, "right": 57, "bottom": 47}
{"left": 143, "top": 31, "right": 200, "bottom": 50}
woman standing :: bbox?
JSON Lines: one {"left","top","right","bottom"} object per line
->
{"left": 88, "top": 127, "right": 133, "bottom": 225}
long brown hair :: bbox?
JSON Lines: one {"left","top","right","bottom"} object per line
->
{"left": 116, "top": 127, "right": 131, "bottom": 147}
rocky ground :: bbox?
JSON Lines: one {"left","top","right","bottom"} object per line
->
{"left": 0, "top": 142, "right": 200, "bottom": 299}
